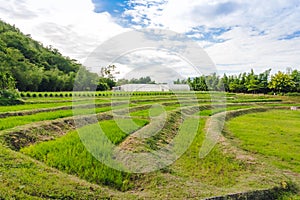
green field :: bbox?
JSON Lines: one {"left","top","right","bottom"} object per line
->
{"left": 227, "top": 110, "right": 300, "bottom": 173}
{"left": 0, "top": 92, "right": 299, "bottom": 199}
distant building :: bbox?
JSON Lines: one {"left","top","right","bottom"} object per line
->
{"left": 112, "top": 84, "right": 190, "bottom": 92}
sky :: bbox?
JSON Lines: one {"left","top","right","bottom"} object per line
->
{"left": 0, "top": 0, "right": 300, "bottom": 79}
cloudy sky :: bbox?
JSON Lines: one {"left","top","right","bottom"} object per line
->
{"left": 0, "top": 0, "right": 300, "bottom": 78}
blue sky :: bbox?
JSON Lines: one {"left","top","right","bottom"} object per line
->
{"left": 92, "top": 0, "right": 126, "bottom": 14}
{"left": 0, "top": 0, "right": 299, "bottom": 76}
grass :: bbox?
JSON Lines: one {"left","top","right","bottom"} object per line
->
{"left": 0, "top": 100, "right": 180, "bottom": 131}
{"left": 0, "top": 144, "right": 135, "bottom": 199}
{"left": 0, "top": 102, "right": 72, "bottom": 113}
{"left": 21, "top": 119, "right": 148, "bottom": 191}
{"left": 0, "top": 105, "right": 120, "bottom": 131}
{"left": 130, "top": 104, "right": 180, "bottom": 117}
{"left": 199, "top": 105, "right": 253, "bottom": 116}
{"left": 227, "top": 110, "right": 300, "bottom": 173}
{"left": 170, "top": 118, "right": 248, "bottom": 187}
{"left": 1, "top": 93, "right": 299, "bottom": 199}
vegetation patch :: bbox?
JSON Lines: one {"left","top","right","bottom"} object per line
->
{"left": 21, "top": 119, "right": 148, "bottom": 191}
{"left": 227, "top": 110, "right": 300, "bottom": 173}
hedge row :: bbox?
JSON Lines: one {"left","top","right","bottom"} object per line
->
{"left": 19, "top": 92, "right": 179, "bottom": 98}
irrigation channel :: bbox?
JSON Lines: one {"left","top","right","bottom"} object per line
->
{"left": 0, "top": 92, "right": 299, "bottom": 199}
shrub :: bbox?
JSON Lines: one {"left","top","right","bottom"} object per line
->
{"left": 0, "top": 89, "right": 24, "bottom": 105}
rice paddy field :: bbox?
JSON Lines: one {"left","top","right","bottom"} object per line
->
{"left": 0, "top": 92, "right": 300, "bottom": 199}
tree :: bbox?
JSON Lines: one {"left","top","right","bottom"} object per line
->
{"left": 291, "top": 70, "right": 300, "bottom": 92}
{"left": 0, "top": 72, "right": 16, "bottom": 90}
{"left": 0, "top": 19, "right": 87, "bottom": 91}
{"left": 100, "top": 65, "right": 118, "bottom": 79}
{"left": 205, "top": 73, "right": 219, "bottom": 91}
{"left": 188, "top": 76, "right": 208, "bottom": 91}
{"left": 120, "top": 76, "right": 155, "bottom": 85}
{"left": 0, "top": 72, "right": 22, "bottom": 105}
{"left": 221, "top": 74, "right": 230, "bottom": 92}
{"left": 257, "top": 69, "right": 271, "bottom": 94}
{"left": 269, "top": 71, "right": 295, "bottom": 94}
{"left": 97, "top": 65, "right": 118, "bottom": 90}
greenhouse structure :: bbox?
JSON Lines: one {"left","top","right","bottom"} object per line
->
{"left": 112, "top": 84, "right": 190, "bottom": 92}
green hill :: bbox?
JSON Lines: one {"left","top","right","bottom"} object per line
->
{"left": 0, "top": 20, "right": 97, "bottom": 92}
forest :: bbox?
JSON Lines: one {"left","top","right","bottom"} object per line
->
{"left": 0, "top": 20, "right": 97, "bottom": 92}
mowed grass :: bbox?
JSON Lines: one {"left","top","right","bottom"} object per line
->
{"left": 21, "top": 119, "right": 148, "bottom": 191}
{"left": 227, "top": 110, "right": 300, "bottom": 173}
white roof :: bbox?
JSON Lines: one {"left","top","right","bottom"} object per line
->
{"left": 119, "top": 84, "right": 190, "bottom": 91}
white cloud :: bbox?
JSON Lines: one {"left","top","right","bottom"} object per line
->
{"left": 123, "top": 0, "right": 300, "bottom": 73}
{"left": 0, "top": 0, "right": 299, "bottom": 76}
{"left": 0, "top": 0, "right": 126, "bottom": 63}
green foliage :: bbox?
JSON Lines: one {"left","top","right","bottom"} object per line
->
{"left": 117, "top": 76, "right": 156, "bottom": 85}
{"left": 96, "top": 65, "right": 117, "bottom": 91}
{"left": 0, "top": 72, "right": 23, "bottom": 105}
{"left": 269, "top": 71, "right": 295, "bottom": 93}
{"left": 0, "top": 72, "right": 16, "bottom": 90}
{"left": 187, "top": 68, "right": 299, "bottom": 94}
{"left": 0, "top": 20, "right": 97, "bottom": 92}
{"left": 188, "top": 76, "right": 208, "bottom": 91}
{"left": 291, "top": 70, "right": 300, "bottom": 92}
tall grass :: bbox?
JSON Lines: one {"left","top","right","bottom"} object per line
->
{"left": 21, "top": 119, "right": 148, "bottom": 190}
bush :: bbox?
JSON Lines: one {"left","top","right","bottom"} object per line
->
{"left": 32, "top": 93, "right": 37, "bottom": 97}
{"left": 44, "top": 93, "right": 48, "bottom": 97}
{"left": 38, "top": 93, "right": 43, "bottom": 97}
{"left": 0, "top": 89, "right": 24, "bottom": 105}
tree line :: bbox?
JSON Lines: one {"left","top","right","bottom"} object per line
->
{"left": 184, "top": 69, "right": 300, "bottom": 94}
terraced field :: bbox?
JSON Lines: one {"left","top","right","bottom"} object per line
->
{"left": 0, "top": 92, "right": 299, "bottom": 199}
